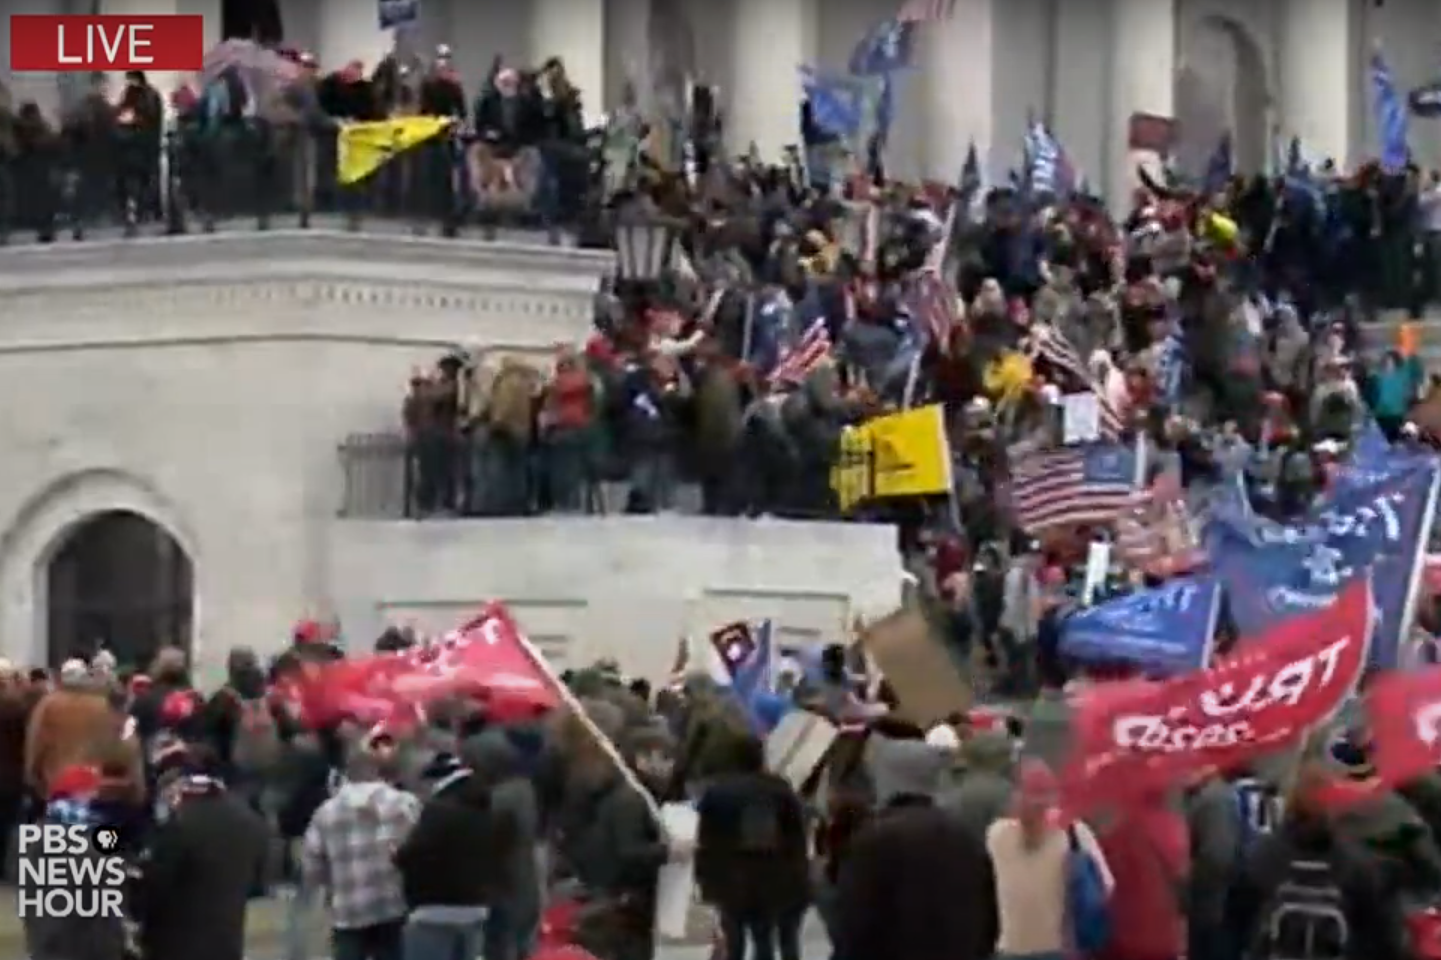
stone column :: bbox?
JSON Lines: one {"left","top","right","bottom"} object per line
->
{"left": 317, "top": 0, "right": 394, "bottom": 75}
{"left": 727, "top": 0, "right": 814, "bottom": 162}
{"left": 532, "top": 0, "right": 607, "bottom": 129}
{"left": 603, "top": 0, "right": 651, "bottom": 113}
{"left": 1109, "top": 0, "right": 1175, "bottom": 205}
{"left": 923, "top": 0, "right": 993, "bottom": 181}
{"left": 98, "top": 0, "right": 220, "bottom": 106}
{"left": 1278, "top": 0, "right": 1353, "bottom": 169}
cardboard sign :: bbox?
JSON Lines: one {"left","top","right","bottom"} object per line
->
{"left": 765, "top": 710, "right": 840, "bottom": 789}
{"left": 859, "top": 609, "right": 971, "bottom": 725}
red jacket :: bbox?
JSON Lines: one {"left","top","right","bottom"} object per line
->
{"left": 1096, "top": 803, "right": 1190, "bottom": 960}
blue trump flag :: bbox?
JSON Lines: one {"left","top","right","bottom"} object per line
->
{"left": 712, "top": 619, "right": 788, "bottom": 733}
{"left": 799, "top": 67, "right": 866, "bottom": 139}
{"left": 1207, "top": 463, "right": 1440, "bottom": 668}
{"left": 1060, "top": 576, "right": 1222, "bottom": 676}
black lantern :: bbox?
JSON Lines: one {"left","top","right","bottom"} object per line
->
{"left": 613, "top": 199, "right": 681, "bottom": 285}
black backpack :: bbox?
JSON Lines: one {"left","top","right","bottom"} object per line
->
{"left": 1257, "top": 857, "right": 1350, "bottom": 960}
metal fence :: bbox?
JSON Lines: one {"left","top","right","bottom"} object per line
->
{"left": 337, "top": 430, "right": 851, "bottom": 521}
{"left": 0, "top": 119, "right": 600, "bottom": 244}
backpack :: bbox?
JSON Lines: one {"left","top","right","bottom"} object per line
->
{"left": 230, "top": 694, "right": 283, "bottom": 776}
{"left": 1066, "top": 826, "right": 1112, "bottom": 953}
{"left": 1257, "top": 858, "right": 1349, "bottom": 960}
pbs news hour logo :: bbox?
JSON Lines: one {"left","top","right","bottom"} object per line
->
{"left": 17, "top": 823, "right": 128, "bottom": 919}
{"left": 9, "top": 13, "right": 203, "bottom": 71}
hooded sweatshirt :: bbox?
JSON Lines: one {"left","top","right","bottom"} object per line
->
{"left": 937, "top": 730, "right": 1014, "bottom": 842}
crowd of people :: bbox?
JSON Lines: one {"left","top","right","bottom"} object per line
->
{"left": 2, "top": 593, "right": 1440, "bottom": 960}
{"left": 0, "top": 42, "right": 598, "bottom": 239}
{"left": 12, "top": 29, "right": 1441, "bottom": 960}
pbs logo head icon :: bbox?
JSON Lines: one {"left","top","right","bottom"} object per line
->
{"left": 92, "top": 827, "right": 121, "bottom": 854}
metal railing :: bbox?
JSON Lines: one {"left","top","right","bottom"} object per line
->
{"left": 337, "top": 430, "right": 854, "bottom": 521}
{"left": 0, "top": 119, "right": 601, "bottom": 245}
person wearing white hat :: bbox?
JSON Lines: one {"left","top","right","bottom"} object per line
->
{"left": 58, "top": 659, "right": 89, "bottom": 684}
{"left": 925, "top": 723, "right": 961, "bottom": 752}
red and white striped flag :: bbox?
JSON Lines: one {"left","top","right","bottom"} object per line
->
{"left": 896, "top": 0, "right": 955, "bottom": 22}
{"left": 772, "top": 318, "right": 832, "bottom": 386}
{"left": 1029, "top": 324, "right": 1124, "bottom": 437}
{"left": 1113, "top": 472, "right": 1204, "bottom": 576}
{"left": 910, "top": 270, "right": 963, "bottom": 354}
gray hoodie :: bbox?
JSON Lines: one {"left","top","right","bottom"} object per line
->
{"left": 1184, "top": 777, "right": 1241, "bottom": 932}
{"left": 937, "top": 731, "right": 1015, "bottom": 842}
{"left": 864, "top": 735, "right": 950, "bottom": 805}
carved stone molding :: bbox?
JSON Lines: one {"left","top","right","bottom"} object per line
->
{"left": 0, "top": 232, "right": 609, "bottom": 351}
{"left": 0, "top": 229, "right": 614, "bottom": 288}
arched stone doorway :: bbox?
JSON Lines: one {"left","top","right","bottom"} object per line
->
{"left": 45, "top": 510, "right": 193, "bottom": 670}
{"left": 1174, "top": 14, "right": 1270, "bottom": 178}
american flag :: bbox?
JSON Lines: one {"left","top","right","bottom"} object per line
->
{"left": 1113, "top": 472, "right": 1204, "bottom": 576}
{"left": 1029, "top": 324, "right": 1124, "bottom": 436}
{"left": 909, "top": 270, "right": 962, "bottom": 352}
{"left": 896, "top": 0, "right": 955, "bottom": 22}
{"left": 771, "top": 317, "right": 831, "bottom": 386}
{"left": 1009, "top": 443, "right": 1141, "bottom": 533}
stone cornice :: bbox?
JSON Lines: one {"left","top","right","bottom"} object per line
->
{"left": 0, "top": 230, "right": 615, "bottom": 296}
{"left": 0, "top": 279, "right": 592, "bottom": 352}
{"left": 0, "top": 232, "right": 611, "bottom": 351}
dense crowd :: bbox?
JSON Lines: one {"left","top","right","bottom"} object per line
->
{"left": 3, "top": 596, "right": 1441, "bottom": 960}
{"left": 0, "top": 43, "right": 597, "bottom": 239}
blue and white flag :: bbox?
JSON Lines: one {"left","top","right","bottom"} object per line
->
{"left": 800, "top": 67, "right": 866, "bottom": 139}
{"left": 1371, "top": 49, "right": 1410, "bottom": 174}
{"left": 1024, "top": 120, "right": 1069, "bottom": 197}
{"left": 848, "top": 18, "right": 915, "bottom": 76}
{"left": 378, "top": 0, "right": 419, "bottom": 29}
{"left": 1206, "top": 463, "right": 1441, "bottom": 668}
{"left": 1060, "top": 576, "right": 1222, "bottom": 676}
{"left": 711, "top": 619, "right": 788, "bottom": 733}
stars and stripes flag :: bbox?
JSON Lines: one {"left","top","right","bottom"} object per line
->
{"left": 1113, "top": 471, "right": 1204, "bottom": 576}
{"left": 909, "top": 270, "right": 962, "bottom": 353}
{"left": 1028, "top": 324, "right": 1124, "bottom": 436}
{"left": 896, "top": 0, "right": 955, "bottom": 22}
{"left": 1009, "top": 443, "right": 1141, "bottom": 533}
{"left": 771, "top": 317, "right": 832, "bottom": 386}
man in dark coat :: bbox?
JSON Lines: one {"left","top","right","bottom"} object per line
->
{"left": 833, "top": 738, "right": 998, "bottom": 960}
{"left": 134, "top": 748, "right": 269, "bottom": 960}
{"left": 696, "top": 735, "right": 810, "bottom": 960}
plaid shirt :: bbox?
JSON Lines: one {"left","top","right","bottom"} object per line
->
{"left": 302, "top": 780, "right": 420, "bottom": 930}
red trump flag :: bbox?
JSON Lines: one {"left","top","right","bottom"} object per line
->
{"left": 1367, "top": 665, "right": 1441, "bottom": 788}
{"left": 300, "top": 603, "right": 562, "bottom": 727}
{"left": 1063, "top": 575, "right": 1373, "bottom": 816}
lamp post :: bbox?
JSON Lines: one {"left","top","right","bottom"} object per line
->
{"left": 612, "top": 198, "right": 682, "bottom": 297}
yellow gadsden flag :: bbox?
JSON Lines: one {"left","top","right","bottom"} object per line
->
{"left": 337, "top": 116, "right": 454, "bottom": 186}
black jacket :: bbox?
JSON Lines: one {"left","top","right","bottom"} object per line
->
{"left": 833, "top": 797, "right": 998, "bottom": 960}
{"left": 395, "top": 775, "right": 516, "bottom": 908}
{"left": 696, "top": 770, "right": 810, "bottom": 913}
{"left": 135, "top": 792, "right": 269, "bottom": 960}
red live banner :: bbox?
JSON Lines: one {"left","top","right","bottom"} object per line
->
{"left": 10, "top": 15, "right": 203, "bottom": 71}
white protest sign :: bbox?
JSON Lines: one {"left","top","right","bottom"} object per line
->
{"left": 1062, "top": 392, "right": 1101, "bottom": 444}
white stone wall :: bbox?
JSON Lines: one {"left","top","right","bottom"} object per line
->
{"left": 0, "top": 232, "right": 610, "bottom": 679}
{"left": 329, "top": 516, "right": 904, "bottom": 682}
